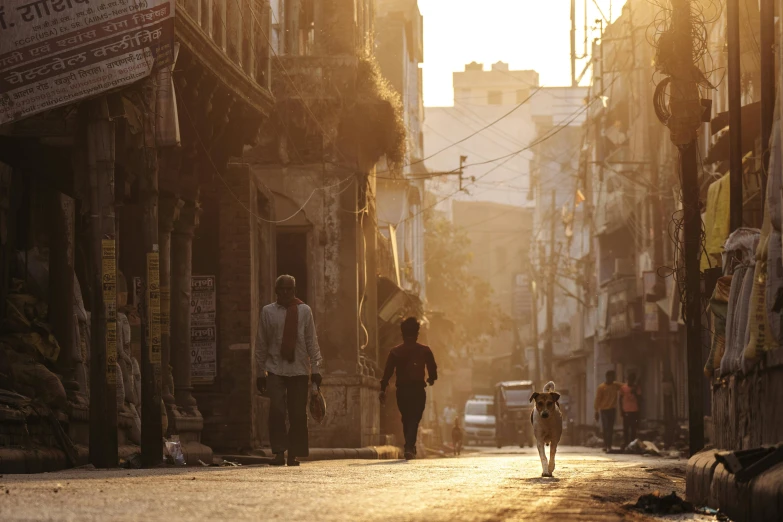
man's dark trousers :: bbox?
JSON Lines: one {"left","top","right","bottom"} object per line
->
{"left": 396, "top": 383, "right": 426, "bottom": 452}
{"left": 267, "top": 373, "right": 310, "bottom": 457}
{"left": 623, "top": 411, "right": 639, "bottom": 447}
{"left": 600, "top": 409, "right": 616, "bottom": 449}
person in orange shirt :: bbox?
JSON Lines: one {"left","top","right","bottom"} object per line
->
{"left": 594, "top": 370, "right": 624, "bottom": 451}
{"left": 620, "top": 373, "right": 642, "bottom": 448}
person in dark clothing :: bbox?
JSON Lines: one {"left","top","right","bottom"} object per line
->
{"left": 380, "top": 317, "right": 438, "bottom": 460}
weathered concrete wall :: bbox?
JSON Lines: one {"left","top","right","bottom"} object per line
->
{"left": 196, "top": 164, "right": 274, "bottom": 452}
{"left": 251, "top": 164, "right": 370, "bottom": 373}
{"left": 712, "top": 349, "right": 783, "bottom": 450}
{"left": 309, "top": 375, "right": 381, "bottom": 448}
{"left": 249, "top": 163, "right": 381, "bottom": 447}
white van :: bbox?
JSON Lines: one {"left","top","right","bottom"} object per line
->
{"left": 463, "top": 395, "right": 496, "bottom": 445}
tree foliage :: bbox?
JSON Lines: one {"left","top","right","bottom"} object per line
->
{"left": 424, "top": 207, "right": 512, "bottom": 356}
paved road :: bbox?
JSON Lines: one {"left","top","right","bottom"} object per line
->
{"left": 0, "top": 447, "right": 707, "bottom": 521}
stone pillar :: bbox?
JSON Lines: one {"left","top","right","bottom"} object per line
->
{"left": 49, "top": 192, "right": 78, "bottom": 389}
{"left": 169, "top": 201, "right": 211, "bottom": 462}
{"left": 171, "top": 202, "right": 199, "bottom": 411}
{"left": 158, "top": 194, "right": 181, "bottom": 418}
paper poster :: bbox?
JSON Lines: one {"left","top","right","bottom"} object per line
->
{"left": 101, "top": 238, "right": 116, "bottom": 384}
{"left": 146, "top": 252, "right": 161, "bottom": 364}
{"left": 191, "top": 275, "right": 216, "bottom": 383}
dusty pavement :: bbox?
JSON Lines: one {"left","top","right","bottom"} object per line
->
{"left": 0, "top": 447, "right": 712, "bottom": 521}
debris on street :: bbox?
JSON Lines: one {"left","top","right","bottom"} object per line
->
{"left": 630, "top": 490, "right": 693, "bottom": 515}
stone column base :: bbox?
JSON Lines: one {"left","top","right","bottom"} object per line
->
{"left": 170, "top": 408, "right": 213, "bottom": 465}
{"left": 308, "top": 374, "right": 380, "bottom": 448}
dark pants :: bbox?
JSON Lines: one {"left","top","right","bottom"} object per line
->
{"left": 267, "top": 373, "right": 310, "bottom": 458}
{"left": 623, "top": 411, "right": 639, "bottom": 447}
{"left": 600, "top": 409, "right": 616, "bottom": 449}
{"left": 396, "top": 384, "right": 426, "bottom": 452}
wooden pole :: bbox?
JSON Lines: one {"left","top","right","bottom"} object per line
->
{"left": 727, "top": 0, "right": 743, "bottom": 231}
{"left": 140, "top": 78, "right": 163, "bottom": 467}
{"left": 529, "top": 276, "right": 542, "bottom": 389}
{"left": 87, "top": 97, "right": 118, "bottom": 468}
{"left": 668, "top": 0, "right": 705, "bottom": 455}
{"left": 760, "top": 0, "right": 774, "bottom": 205}
{"left": 544, "top": 190, "right": 556, "bottom": 380}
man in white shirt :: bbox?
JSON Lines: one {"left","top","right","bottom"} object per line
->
{"left": 256, "top": 275, "right": 323, "bottom": 466}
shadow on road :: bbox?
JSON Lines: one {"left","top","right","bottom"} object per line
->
{"left": 348, "top": 460, "right": 409, "bottom": 467}
{"left": 515, "top": 476, "right": 562, "bottom": 484}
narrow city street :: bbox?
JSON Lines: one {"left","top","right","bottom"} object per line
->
{"left": 0, "top": 448, "right": 706, "bottom": 521}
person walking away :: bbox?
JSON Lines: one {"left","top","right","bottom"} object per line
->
{"left": 379, "top": 317, "right": 438, "bottom": 460}
{"left": 620, "top": 373, "right": 642, "bottom": 449}
{"left": 256, "top": 275, "right": 323, "bottom": 466}
{"left": 593, "top": 370, "right": 623, "bottom": 452}
{"left": 442, "top": 405, "right": 457, "bottom": 444}
{"left": 452, "top": 418, "right": 463, "bottom": 456}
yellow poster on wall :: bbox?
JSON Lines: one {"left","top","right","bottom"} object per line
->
{"left": 102, "top": 239, "right": 117, "bottom": 385}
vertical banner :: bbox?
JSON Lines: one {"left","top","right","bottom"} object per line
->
{"left": 101, "top": 238, "right": 117, "bottom": 384}
{"left": 190, "top": 275, "right": 216, "bottom": 383}
{"left": 146, "top": 251, "right": 161, "bottom": 364}
{"left": 160, "top": 285, "right": 170, "bottom": 335}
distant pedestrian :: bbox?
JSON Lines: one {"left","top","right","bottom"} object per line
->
{"left": 442, "top": 405, "right": 457, "bottom": 443}
{"left": 620, "top": 373, "right": 642, "bottom": 448}
{"left": 380, "top": 317, "right": 438, "bottom": 460}
{"left": 452, "top": 418, "right": 463, "bottom": 456}
{"left": 256, "top": 275, "right": 323, "bottom": 466}
{"left": 593, "top": 370, "right": 624, "bottom": 452}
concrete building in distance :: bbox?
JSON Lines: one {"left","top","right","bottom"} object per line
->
{"left": 452, "top": 200, "right": 534, "bottom": 394}
{"left": 423, "top": 61, "right": 587, "bottom": 392}
{"left": 424, "top": 62, "right": 538, "bottom": 210}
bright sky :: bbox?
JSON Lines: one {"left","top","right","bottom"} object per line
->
{"left": 419, "top": 0, "right": 618, "bottom": 107}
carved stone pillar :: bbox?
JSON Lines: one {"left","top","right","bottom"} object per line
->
{"left": 171, "top": 201, "right": 200, "bottom": 412}
{"left": 169, "top": 200, "right": 211, "bottom": 461}
{"left": 158, "top": 194, "right": 181, "bottom": 416}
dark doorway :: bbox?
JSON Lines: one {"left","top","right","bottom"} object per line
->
{"left": 276, "top": 230, "right": 308, "bottom": 303}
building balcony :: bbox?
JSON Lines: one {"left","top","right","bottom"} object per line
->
{"left": 175, "top": 0, "right": 273, "bottom": 115}
{"left": 598, "top": 276, "right": 638, "bottom": 341}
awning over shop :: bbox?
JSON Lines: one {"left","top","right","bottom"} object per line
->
{"left": 705, "top": 102, "right": 761, "bottom": 172}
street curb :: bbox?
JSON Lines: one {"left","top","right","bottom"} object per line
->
{"left": 218, "top": 445, "right": 402, "bottom": 465}
{"left": 0, "top": 444, "right": 140, "bottom": 474}
{"left": 686, "top": 450, "right": 783, "bottom": 522}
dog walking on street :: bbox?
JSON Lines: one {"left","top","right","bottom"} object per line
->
{"left": 530, "top": 381, "right": 562, "bottom": 477}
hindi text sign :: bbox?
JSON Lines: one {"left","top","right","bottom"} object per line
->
{"left": 0, "top": 0, "right": 175, "bottom": 125}
{"left": 190, "top": 276, "right": 216, "bottom": 383}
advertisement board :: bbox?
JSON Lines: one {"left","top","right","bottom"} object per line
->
{"left": 0, "top": 0, "right": 175, "bottom": 125}
{"left": 190, "top": 275, "right": 216, "bottom": 383}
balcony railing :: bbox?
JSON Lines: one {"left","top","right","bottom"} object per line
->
{"left": 176, "top": 0, "right": 271, "bottom": 93}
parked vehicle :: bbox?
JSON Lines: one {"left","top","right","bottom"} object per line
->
{"left": 494, "top": 381, "right": 536, "bottom": 448}
{"left": 463, "top": 395, "right": 496, "bottom": 445}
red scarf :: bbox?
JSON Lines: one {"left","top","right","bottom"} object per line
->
{"left": 281, "top": 299, "right": 303, "bottom": 363}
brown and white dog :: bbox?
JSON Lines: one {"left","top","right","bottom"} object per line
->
{"left": 529, "top": 381, "right": 562, "bottom": 477}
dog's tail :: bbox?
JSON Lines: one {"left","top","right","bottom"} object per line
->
{"left": 544, "top": 381, "right": 556, "bottom": 392}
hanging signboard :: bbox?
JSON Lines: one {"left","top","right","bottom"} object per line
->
{"left": 191, "top": 275, "right": 216, "bottom": 383}
{"left": 0, "top": 0, "right": 176, "bottom": 126}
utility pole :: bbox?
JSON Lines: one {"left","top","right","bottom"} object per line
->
{"left": 544, "top": 190, "right": 556, "bottom": 380}
{"left": 571, "top": 0, "right": 577, "bottom": 87}
{"left": 529, "top": 276, "right": 542, "bottom": 389}
{"left": 667, "top": 0, "right": 704, "bottom": 455}
{"left": 727, "top": 0, "right": 743, "bottom": 229}
{"left": 87, "top": 97, "right": 118, "bottom": 468}
{"left": 760, "top": 0, "right": 774, "bottom": 204}
{"left": 458, "top": 155, "right": 472, "bottom": 192}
